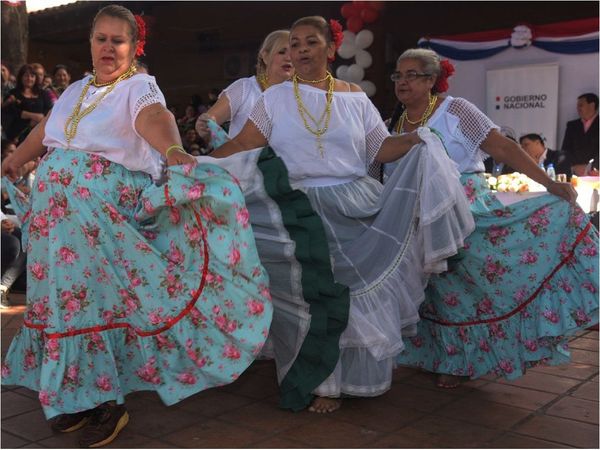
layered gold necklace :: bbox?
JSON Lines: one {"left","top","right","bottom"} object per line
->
{"left": 64, "top": 64, "right": 137, "bottom": 147}
{"left": 293, "top": 71, "right": 334, "bottom": 158}
{"left": 396, "top": 93, "right": 438, "bottom": 134}
{"left": 257, "top": 72, "right": 269, "bottom": 91}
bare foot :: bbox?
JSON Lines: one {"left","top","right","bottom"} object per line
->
{"left": 436, "top": 374, "right": 463, "bottom": 388}
{"left": 308, "top": 396, "right": 342, "bottom": 413}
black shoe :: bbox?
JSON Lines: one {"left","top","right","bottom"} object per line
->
{"left": 78, "top": 402, "right": 129, "bottom": 448}
{"left": 49, "top": 410, "right": 94, "bottom": 433}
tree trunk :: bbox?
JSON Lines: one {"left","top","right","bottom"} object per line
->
{"left": 1, "top": 1, "right": 28, "bottom": 74}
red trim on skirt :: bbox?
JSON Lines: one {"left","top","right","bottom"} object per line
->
{"left": 423, "top": 221, "right": 593, "bottom": 327}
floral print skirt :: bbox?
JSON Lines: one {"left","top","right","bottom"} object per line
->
{"left": 396, "top": 173, "right": 599, "bottom": 379}
{"left": 1, "top": 148, "right": 272, "bottom": 419}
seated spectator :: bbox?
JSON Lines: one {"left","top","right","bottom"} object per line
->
{"left": 562, "top": 93, "right": 599, "bottom": 176}
{"left": 2, "top": 64, "right": 53, "bottom": 143}
{"left": 519, "top": 133, "right": 571, "bottom": 178}
{"left": 177, "top": 104, "right": 198, "bottom": 131}
{"left": 1, "top": 140, "right": 26, "bottom": 307}
{"left": 31, "top": 62, "right": 57, "bottom": 104}
{"left": 0, "top": 211, "right": 26, "bottom": 308}
{"left": 181, "top": 127, "right": 203, "bottom": 153}
{"left": 51, "top": 64, "right": 71, "bottom": 97}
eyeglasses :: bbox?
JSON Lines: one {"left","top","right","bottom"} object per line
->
{"left": 390, "top": 71, "right": 431, "bottom": 82}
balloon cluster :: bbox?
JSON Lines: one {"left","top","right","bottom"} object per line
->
{"left": 335, "top": 1, "right": 385, "bottom": 98}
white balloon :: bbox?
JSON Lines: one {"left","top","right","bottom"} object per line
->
{"left": 359, "top": 80, "right": 376, "bottom": 97}
{"left": 336, "top": 65, "right": 349, "bottom": 81}
{"left": 346, "top": 64, "right": 365, "bottom": 83}
{"left": 355, "top": 50, "right": 372, "bottom": 69}
{"left": 342, "top": 30, "right": 356, "bottom": 47}
{"left": 337, "top": 42, "right": 356, "bottom": 60}
{"left": 355, "top": 29, "right": 374, "bottom": 49}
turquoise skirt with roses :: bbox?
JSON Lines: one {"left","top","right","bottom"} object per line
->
{"left": 1, "top": 148, "right": 272, "bottom": 419}
{"left": 396, "top": 173, "right": 598, "bottom": 379}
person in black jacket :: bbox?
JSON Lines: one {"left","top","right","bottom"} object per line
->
{"left": 519, "top": 133, "right": 571, "bottom": 178}
{"left": 561, "top": 93, "right": 599, "bottom": 176}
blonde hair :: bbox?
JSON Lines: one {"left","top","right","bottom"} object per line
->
{"left": 256, "top": 30, "right": 290, "bottom": 76}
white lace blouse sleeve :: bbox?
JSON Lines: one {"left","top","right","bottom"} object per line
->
{"left": 363, "top": 99, "right": 391, "bottom": 165}
{"left": 221, "top": 78, "right": 245, "bottom": 121}
{"left": 129, "top": 76, "right": 166, "bottom": 130}
{"left": 248, "top": 94, "right": 272, "bottom": 140}
{"left": 447, "top": 97, "right": 499, "bottom": 158}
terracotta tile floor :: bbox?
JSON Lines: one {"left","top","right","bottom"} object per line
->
{"left": 2, "top": 293, "right": 598, "bottom": 448}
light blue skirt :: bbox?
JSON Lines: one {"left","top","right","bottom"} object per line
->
{"left": 1, "top": 148, "right": 273, "bottom": 419}
{"left": 396, "top": 173, "right": 599, "bottom": 379}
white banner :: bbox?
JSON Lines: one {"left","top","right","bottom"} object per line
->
{"left": 486, "top": 63, "right": 559, "bottom": 148}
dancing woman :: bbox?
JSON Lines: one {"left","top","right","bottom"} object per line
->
{"left": 195, "top": 29, "right": 293, "bottom": 147}
{"left": 388, "top": 48, "right": 599, "bottom": 388}
{"left": 1, "top": 5, "right": 272, "bottom": 447}
{"left": 210, "top": 16, "right": 475, "bottom": 413}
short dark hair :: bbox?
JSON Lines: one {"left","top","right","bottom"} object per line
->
{"left": 578, "top": 93, "right": 599, "bottom": 110}
{"left": 519, "top": 133, "right": 544, "bottom": 145}
{"left": 52, "top": 64, "right": 70, "bottom": 77}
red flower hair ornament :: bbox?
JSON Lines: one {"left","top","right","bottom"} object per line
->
{"left": 434, "top": 59, "right": 455, "bottom": 94}
{"left": 134, "top": 15, "right": 147, "bottom": 57}
{"left": 328, "top": 19, "right": 344, "bottom": 62}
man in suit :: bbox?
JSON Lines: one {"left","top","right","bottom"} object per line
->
{"left": 519, "top": 133, "right": 571, "bottom": 178}
{"left": 561, "top": 93, "right": 599, "bottom": 176}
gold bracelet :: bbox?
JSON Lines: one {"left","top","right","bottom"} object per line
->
{"left": 166, "top": 144, "right": 185, "bottom": 158}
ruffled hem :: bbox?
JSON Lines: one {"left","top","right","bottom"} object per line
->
{"left": 2, "top": 314, "right": 265, "bottom": 419}
{"left": 1, "top": 149, "right": 273, "bottom": 418}
{"left": 397, "top": 179, "right": 599, "bottom": 380}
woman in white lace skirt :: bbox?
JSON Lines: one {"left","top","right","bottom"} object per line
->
{"left": 209, "top": 16, "right": 475, "bottom": 413}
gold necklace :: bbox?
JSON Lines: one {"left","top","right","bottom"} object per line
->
{"left": 295, "top": 73, "right": 330, "bottom": 84}
{"left": 396, "top": 94, "right": 438, "bottom": 134}
{"left": 293, "top": 72, "right": 334, "bottom": 158}
{"left": 64, "top": 65, "right": 137, "bottom": 147}
{"left": 257, "top": 72, "right": 269, "bottom": 91}
{"left": 91, "top": 64, "right": 137, "bottom": 87}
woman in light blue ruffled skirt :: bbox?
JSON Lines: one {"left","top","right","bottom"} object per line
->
{"left": 1, "top": 5, "right": 271, "bottom": 448}
{"left": 389, "top": 48, "right": 598, "bottom": 388}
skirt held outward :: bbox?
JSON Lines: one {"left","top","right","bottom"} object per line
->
{"left": 396, "top": 173, "right": 599, "bottom": 379}
{"left": 1, "top": 148, "right": 273, "bottom": 419}
{"left": 200, "top": 127, "right": 475, "bottom": 410}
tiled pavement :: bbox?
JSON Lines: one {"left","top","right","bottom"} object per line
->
{"left": 1, "top": 292, "right": 598, "bottom": 449}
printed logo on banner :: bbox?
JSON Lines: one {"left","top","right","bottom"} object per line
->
{"left": 487, "top": 63, "right": 559, "bottom": 148}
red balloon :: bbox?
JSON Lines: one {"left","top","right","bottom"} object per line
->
{"left": 360, "top": 7, "right": 379, "bottom": 23}
{"left": 340, "top": 2, "right": 355, "bottom": 19}
{"left": 346, "top": 15, "right": 364, "bottom": 33}
{"left": 352, "top": 1, "right": 368, "bottom": 11}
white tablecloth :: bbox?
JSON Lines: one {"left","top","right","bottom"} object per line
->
{"left": 495, "top": 188, "right": 599, "bottom": 214}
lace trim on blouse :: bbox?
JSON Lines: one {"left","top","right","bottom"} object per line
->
{"left": 132, "top": 81, "right": 163, "bottom": 121}
{"left": 366, "top": 122, "right": 389, "bottom": 166}
{"left": 249, "top": 95, "right": 272, "bottom": 140}
{"left": 446, "top": 97, "right": 498, "bottom": 161}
